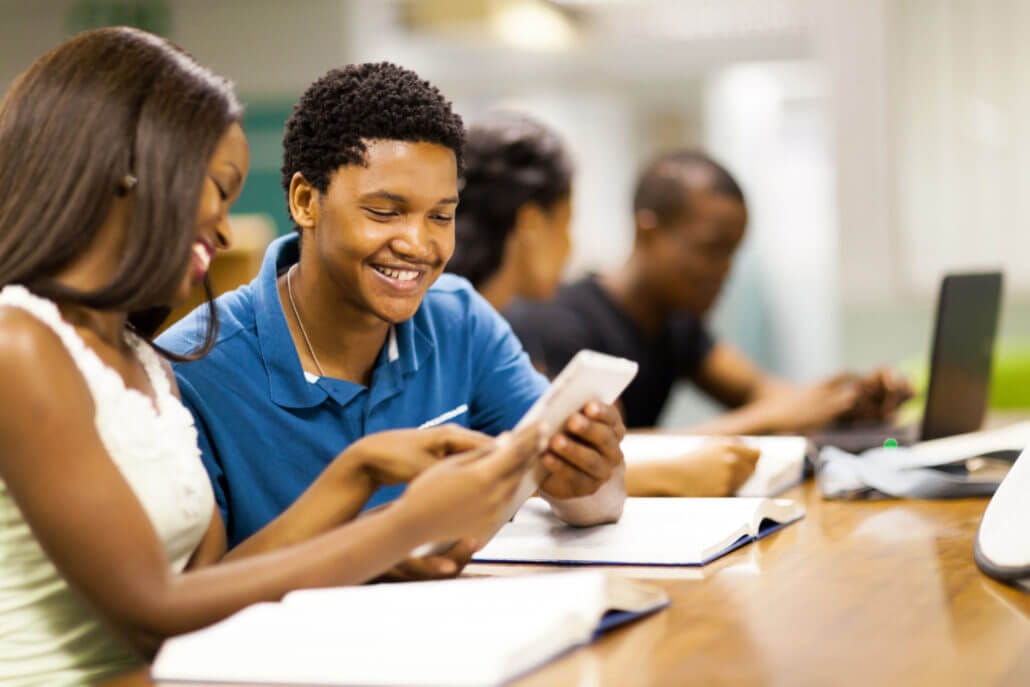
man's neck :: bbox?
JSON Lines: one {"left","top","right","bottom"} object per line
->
{"left": 281, "top": 255, "right": 391, "bottom": 387}
{"left": 599, "top": 252, "right": 670, "bottom": 336}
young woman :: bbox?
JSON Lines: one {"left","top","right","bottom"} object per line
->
{"left": 448, "top": 111, "right": 759, "bottom": 497}
{"left": 0, "top": 28, "right": 539, "bottom": 685}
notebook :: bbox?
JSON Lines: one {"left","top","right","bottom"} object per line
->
{"left": 473, "top": 497, "right": 805, "bottom": 566}
{"left": 150, "top": 571, "right": 668, "bottom": 687}
{"left": 620, "top": 433, "right": 809, "bottom": 496}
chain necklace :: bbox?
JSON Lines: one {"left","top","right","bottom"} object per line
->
{"left": 286, "top": 265, "right": 326, "bottom": 378}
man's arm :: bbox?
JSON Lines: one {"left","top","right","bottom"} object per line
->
{"left": 469, "top": 290, "right": 626, "bottom": 526}
{"left": 693, "top": 343, "right": 795, "bottom": 408}
{"left": 688, "top": 344, "right": 865, "bottom": 435}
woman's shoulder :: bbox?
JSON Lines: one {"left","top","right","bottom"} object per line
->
{"left": 0, "top": 305, "right": 90, "bottom": 406}
{"left": 0, "top": 304, "right": 65, "bottom": 362}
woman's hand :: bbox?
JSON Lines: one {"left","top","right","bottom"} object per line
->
{"left": 371, "top": 539, "right": 480, "bottom": 582}
{"left": 339, "top": 424, "right": 493, "bottom": 487}
{"left": 397, "top": 424, "right": 543, "bottom": 546}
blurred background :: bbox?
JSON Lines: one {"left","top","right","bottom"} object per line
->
{"left": 4, "top": 0, "right": 1030, "bottom": 425}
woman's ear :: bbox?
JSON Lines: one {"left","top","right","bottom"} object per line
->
{"left": 288, "top": 172, "right": 320, "bottom": 231}
{"left": 513, "top": 202, "right": 545, "bottom": 245}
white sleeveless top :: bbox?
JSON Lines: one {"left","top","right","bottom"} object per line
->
{"left": 0, "top": 286, "right": 215, "bottom": 686}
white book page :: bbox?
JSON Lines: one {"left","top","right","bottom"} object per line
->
{"left": 474, "top": 497, "right": 800, "bottom": 565}
{"left": 154, "top": 572, "right": 635, "bottom": 687}
{"left": 620, "top": 434, "right": 808, "bottom": 496}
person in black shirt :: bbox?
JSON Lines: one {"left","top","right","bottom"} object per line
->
{"left": 449, "top": 113, "right": 759, "bottom": 497}
{"left": 506, "top": 149, "right": 911, "bottom": 435}
{"left": 506, "top": 276, "right": 715, "bottom": 429}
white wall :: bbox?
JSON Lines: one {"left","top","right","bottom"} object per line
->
{"left": 813, "top": 0, "right": 1030, "bottom": 375}
{"left": 703, "top": 61, "right": 837, "bottom": 383}
{"left": 890, "top": 0, "right": 1030, "bottom": 295}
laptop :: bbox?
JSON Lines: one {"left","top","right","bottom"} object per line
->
{"left": 810, "top": 272, "right": 1003, "bottom": 453}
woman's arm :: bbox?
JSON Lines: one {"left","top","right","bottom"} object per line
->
{"left": 0, "top": 313, "right": 524, "bottom": 658}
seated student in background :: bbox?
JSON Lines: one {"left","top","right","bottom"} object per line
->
{"left": 0, "top": 29, "right": 543, "bottom": 685}
{"left": 505, "top": 149, "right": 910, "bottom": 435}
{"left": 448, "top": 111, "right": 758, "bottom": 497}
{"left": 158, "top": 63, "right": 627, "bottom": 572}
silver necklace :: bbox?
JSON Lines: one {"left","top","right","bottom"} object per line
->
{"left": 286, "top": 265, "right": 326, "bottom": 378}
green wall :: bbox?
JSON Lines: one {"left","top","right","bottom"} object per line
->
{"left": 234, "top": 102, "right": 296, "bottom": 236}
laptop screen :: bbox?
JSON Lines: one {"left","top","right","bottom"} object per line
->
{"left": 921, "top": 272, "right": 1003, "bottom": 441}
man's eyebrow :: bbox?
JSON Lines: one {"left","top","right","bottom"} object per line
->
{"left": 361, "top": 190, "right": 407, "bottom": 204}
{"left": 360, "top": 191, "right": 459, "bottom": 206}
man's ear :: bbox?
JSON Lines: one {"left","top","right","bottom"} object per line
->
{"left": 288, "top": 172, "right": 320, "bottom": 231}
{"left": 634, "top": 208, "right": 659, "bottom": 242}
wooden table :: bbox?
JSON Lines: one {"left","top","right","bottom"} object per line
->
{"left": 112, "top": 481, "right": 1030, "bottom": 687}
{"left": 505, "top": 481, "right": 1030, "bottom": 687}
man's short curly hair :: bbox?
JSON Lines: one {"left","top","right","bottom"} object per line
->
{"left": 281, "top": 62, "right": 465, "bottom": 219}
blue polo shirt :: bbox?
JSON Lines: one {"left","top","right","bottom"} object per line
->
{"left": 157, "top": 234, "right": 548, "bottom": 547}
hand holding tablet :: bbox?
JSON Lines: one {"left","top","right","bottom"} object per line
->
{"left": 410, "top": 350, "right": 638, "bottom": 557}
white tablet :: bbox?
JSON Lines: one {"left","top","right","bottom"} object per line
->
{"left": 515, "top": 349, "right": 639, "bottom": 435}
{"left": 412, "top": 350, "right": 638, "bottom": 557}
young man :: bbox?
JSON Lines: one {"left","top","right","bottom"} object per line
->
{"left": 158, "top": 63, "right": 626, "bottom": 571}
{"left": 506, "top": 149, "right": 909, "bottom": 433}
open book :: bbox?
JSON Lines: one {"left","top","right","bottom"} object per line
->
{"left": 151, "top": 571, "right": 668, "bottom": 687}
{"left": 621, "top": 433, "right": 809, "bottom": 496}
{"left": 473, "top": 497, "right": 804, "bottom": 566}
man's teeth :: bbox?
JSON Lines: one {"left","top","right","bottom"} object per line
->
{"left": 374, "top": 266, "right": 420, "bottom": 281}
{"left": 193, "top": 242, "right": 211, "bottom": 272}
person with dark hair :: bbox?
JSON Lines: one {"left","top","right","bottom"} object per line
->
{"left": 507, "top": 148, "right": 910, "bottom": 437}
{"left": 450, "top": 116, "right": 760, "bottom": 497}
{"left": 448, "top": 111, "right": 574, "bottom": 314}
{"left": 0, "top": 30, "right": 545, "bottom": 683}
{"left": 158, "top": 64, "right": 626, "bottom": 578}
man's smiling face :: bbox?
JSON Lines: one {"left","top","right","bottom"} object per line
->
{"left": 311, "top": 139, "right": 459, "bottom": 324}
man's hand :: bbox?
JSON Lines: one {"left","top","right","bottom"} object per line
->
{"left": 538, "top": 401, "right": 627, "bottom": 500}
{"left": 372, "top": 539, "right": 479, "bottom": 582}
{"left": 626, "top": 440, "right": 760, "bottom": 497}
{"left": 751, "top": 367, "right": 913, "bottom": 433}
{"left": 748, "top": 375, "right": 862, "bottom": 433}
{"left": 840, "top": 367, "right": 914, "bottom": 424}
{"left": 339, "top": 425, "right": 492, "bottom": 487}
